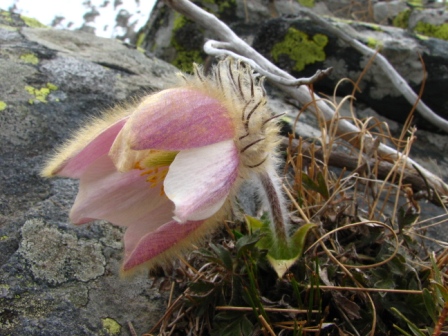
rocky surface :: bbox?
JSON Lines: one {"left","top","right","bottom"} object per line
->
{"left": 0, "top": 10, "right": 177, "bottom": 335}
{"left": 140, "top": 0, "right": 448, "bottom": 129}
{"left": 1, "top": 4, "right": 448, "bottom": 335}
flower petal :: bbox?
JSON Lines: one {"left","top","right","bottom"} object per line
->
{"left": 164, "top": 139, "right": 239, "bottom": 223}
{"left": 127, "top": 88, "right": 235, "bottom": 151}
{"left": 70, "top": 154, "right": 167, "bottom": 225}
{"left": 50, "top": 117, "right": 128, "bottom": 178}
{"left": 122, "top": 219, "right": 204, "bottom": 271}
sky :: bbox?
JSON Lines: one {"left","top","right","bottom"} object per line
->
{"left": 0, "top": 0, "right": 156, "bottom": 39}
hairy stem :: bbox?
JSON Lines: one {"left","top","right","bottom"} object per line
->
{"left": 258, "top": 169, "right": 289, "bottom": 244}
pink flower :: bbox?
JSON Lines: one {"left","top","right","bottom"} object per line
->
{"left": 42, "top": 59, "right": 281, "bottom": 273}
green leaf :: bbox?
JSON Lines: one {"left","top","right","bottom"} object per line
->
{"left": 189, "top": 281, "right": 215, "bottom": 294}
{"left": 316, "top": 171, "right": 330, "bottom": 199}
{"left": 232, "top": 229, "right": 244, "bottom": 240}
{"left": 290, "top": 223, "right": 317, "bottom": 256}
{"left": 422, "top": 288, "right": 437, "bottom": 323}
{"left": 236, "top": 233, "right": 261, "bottom": 258}
{"left": 212, "top": 312, "right": 254, "bottom": 336}
{"left": 432, "top": 282, "right": 448, "bottom": 303}
{"left": 302, "top": 172, "right": 329, "bottom": 199}
{"left": 210, "top": 243, "right": 233, "bottom": 271}
{"left": 244, "top": 215, "right": 264, "bottom": 231}
{"left": 397, "top": 206, "right": 419, "bottom": 231}
{"left": 266, "top": 223, "right": 316, "bottom": 278}
{"left": 391, "top": 307, "right": 426, "bottom": 336}
{"left": 301, "top": 172, "right": 320, "bottom": 192}
{"left": 266, "top": 255, "right": 299, "bottom": 278}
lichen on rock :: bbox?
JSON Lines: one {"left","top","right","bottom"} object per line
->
{"left": 19, "top": 15, "right": 47, "bottom": 28}
{"left": 271, "top": 27, "right": 328, "bottom": 71}
{"left": 414, "top": 21, "right": 448, "bottom": 41}
{"left": 170, "top": 13, "right": 205, "bottom": 72}
{"left": 18, "top": 219, "right": 106, "bottom": 285}
{"left": 101, "top": 318, "right": 122, "bottom": 335}
{"left": 24, "top": 83, "right": 58, "bottom": 104}
{"left": 19, "top": 53, "right": 39, "bottom": 65}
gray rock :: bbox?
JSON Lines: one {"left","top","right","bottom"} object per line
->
{"left": 141, "top": 0, "right": 448, "bottom": 129}
{"left": 408, "top": 7, "right": 448, "bottom": 30}
{"left": 1, "top": 6, "right": 448, "bottom": 335}
{"left": 373, "top": 0, "right": 408, "bottom": 24}
{"left": 0, "top": 10, "right": 179, "bottom": 335}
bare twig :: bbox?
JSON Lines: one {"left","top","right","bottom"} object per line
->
{"left": 205, "top": 40, "right": 333, "bottom": 86}
{"left": 216, "top": 306, "right": 319, "bottom": 314}
{"left": 295, "top": 8, "right": 448, "bottom": 133}
{"left": 164, "top": 0, "right": 448, "bottom": 202}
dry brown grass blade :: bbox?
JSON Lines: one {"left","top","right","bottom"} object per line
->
{"left": 282, "top": 138, "right": 441, "bottom": 206}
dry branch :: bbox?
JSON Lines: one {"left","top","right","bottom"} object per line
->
{"left": 164, "top": 0, "right": 448, "bottom": 204}
{"left": 294, "top": 8, "right": 448, "bottom": 134}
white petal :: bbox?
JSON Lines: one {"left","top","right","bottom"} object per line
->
{"left": 164, "top": 139, "right": 239, "bottom": 222}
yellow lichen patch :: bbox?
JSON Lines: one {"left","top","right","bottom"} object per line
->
{"left": 298, "top": 0, "right": 314, "bottom": 8}
{"left": 136, "top": 32, "right": 146, "bottom": 49}
{"left": 366, "top": 37, "right": 383, "bottom": 50}
{"left": 101, "top": 318, "right": 121, "bottom": 335}
{"left": 170, "top": 13, "right": 204, "bottom": 72}
{"left": 20, "top": 15, "right": 47, "bottom": 28}
{"left": 25, "top": 83, "right": 58, "bottom": 104}
{"left": 46, "top": 83, "right": 58, "bottom": 91}
{"left": 414, "top": 22, "right": 448, "bottom": 41}
{"left": 272, "top": 27, "right": 328, "bottom": 72}
{"left": 393, "top": 9, "right": 411, "bottom": 29}
{"left": 20, "top": 53, "right": 39, "bottom": 65}
{"left": 0, "top": 101, "right": 7, "bottom": 111}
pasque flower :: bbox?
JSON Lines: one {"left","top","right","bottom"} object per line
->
{"left": 42, "top": 58, "right": 284, "bottom": 273}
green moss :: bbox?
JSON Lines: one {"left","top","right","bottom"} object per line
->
{"left": 101, "top": 318, "right": 121, "bottom": 335}
{"left": 272, "top": 28, "right": 328, "bottom": 72}
{"left": 135, "top": 32, "right": 146, "bottom": 49}
{"left": 172, "top": 50, "right": 203, "bottom": 73}
{"left": 25, "top": 83, "right": 58, "bottom": 104}
{"left": 0, "top": 101, "right": 7, "bottom": 111}
{"left": 202, "top": 0, "right": 237, "bottom": 16}
{"left": 393, "top": 9, "right": 411, "bottom": 29}
{"left": 414, "top": 21, "right": 448, "bottom": 41}
{"left": 170, "top": 13, "right": 204, "bottom": 72}
{"left": 369, "top": 23, "right": 383, "bottom": 32}
{"left": 216, "top": 0, "right": 237, "bottom": 13}
{"left": 0, "top": 234, "right": 8, "bottom": 240}
{"left": 173, "top": 13, "right": 189, "bottom": 32}
{"left": 298, "top": 0, "right": 314, "bottom": 8}
{"left": 406, "top": 0, "right": 425, "bottom": 9}
{"left": 20, "top": 53, "right": 39, "bottom": 65}
{"left": 46, "top": 83, "right": 58, "bottom": 91}
{"left": 366, "top": 37, "right": 383, "bottom": 49}
{"left": 20, "top": 15, "right": 47, "bottom": 28}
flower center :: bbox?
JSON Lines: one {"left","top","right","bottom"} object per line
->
{"left": 134, "top": 150, "right": 177, "bottom": 195}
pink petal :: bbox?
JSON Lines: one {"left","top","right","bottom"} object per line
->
{"left": 122, "top": 219, "right": 204, "bottom": 271}
{"left": 128, "top": 88, "right": 235, "bottom": 151}
{"left": 164, "top": 139, "right": 239, "bottom": 223}
{"left": 56, "top": 117, "right": 128, "bottom": 178}
{"left": 70, "top": 154, "right": 167, "bottom": 225}
{"left": 122, "top": 199, "right": 175, "bottom": 253}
